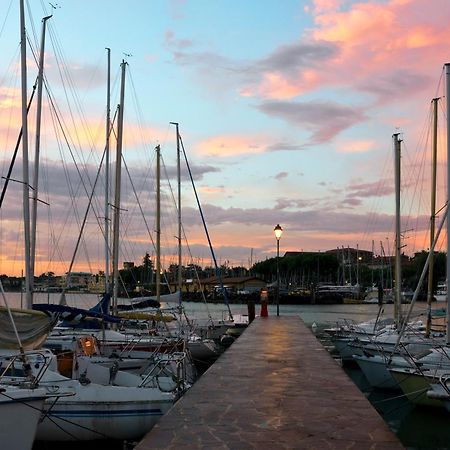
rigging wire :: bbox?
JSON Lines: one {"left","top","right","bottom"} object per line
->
{"left": 179, "top": 133, "right": 233, "bottom": 320}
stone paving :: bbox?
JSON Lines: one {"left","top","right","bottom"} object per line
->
{"left": 135, "top": 316, "right": 404, "bottom": 450}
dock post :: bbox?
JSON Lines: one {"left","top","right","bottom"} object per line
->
{"left": 247, "top": 298, "right": 255, "bottom": 323}
{"left": 260, "top": 289, "right": 268, "bottom": 317}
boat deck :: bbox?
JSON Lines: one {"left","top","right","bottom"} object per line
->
{"left": 136, "top": 316, "right": 403, "bottom": 449}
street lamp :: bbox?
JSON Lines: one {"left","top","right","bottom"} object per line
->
{"left": 274, "top": 224, "right": 283, "bottom": 316}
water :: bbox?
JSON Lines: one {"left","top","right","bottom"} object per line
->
{"left": 4, "top": 293, "right": 450, "bottom": 448}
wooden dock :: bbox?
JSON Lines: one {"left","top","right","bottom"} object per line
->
{"left": 135, "top": 316, "right": 403, "bottom": 449}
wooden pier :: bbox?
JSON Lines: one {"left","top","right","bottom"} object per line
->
{"left": 136, "top": 316, "right": 403, "bottom": 449}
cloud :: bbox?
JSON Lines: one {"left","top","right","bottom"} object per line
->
{"left": 197, "top": 185, "right": 225, "bottom": 195}
{"left": 346, "top": 180, "right": 395, "bottom": 198}
{"left": 163, "top": 0, "right": 450, "bottom": 113}
{"left": 195, "top": 135, "right": 268, "bottom": 157}
{"left": 194, "top": 135, "right": 308, "bottom": 157}
{"left": 180, "top": 203, "right": 409, "bottom": 235}
{"left": 356, "top": 70, "right": 430, "bottom": 104}
{"left": 160, "top": 162, "right": 220, "bottom": 181}
{"left": 258, "top": 41, "right": 337, "bottom": 76}
{"left": 257, "top": 100, "right": 367, "bottom": 143}
{"left": 341, "top": 198, "right": 362, "bottom": 207}
{"left": 0, "top": 156, "right": 219, "bottom": 220}
{"left": 165, "top": 30, "right": 193, "bottom": 51}
{"left": 274, "top": 171, "right": 288, "bottom": 181}
{"left": 308, "top": 0, "right": 449, "bottom": 100}
{"left": 274, "top": 198, "right": 316, "bottom": 210}
{"left": 335, "top": 139, "right": 376, "bottom": 154}
{"left": 265, "top": 141, "right": 307, "bottom": 152}
{"left": 240, "top": 41, "right": 337, "bottom": 99}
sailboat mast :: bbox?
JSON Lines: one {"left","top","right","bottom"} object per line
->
{"left": 426, "top": 97, "right": 439, "bottom": 336}
{"left": 445, "top": 63, "right": 450, "bottom": 344}
{"left": 20, "top": 0, "right": 32, "bottom": 309}
{"left": 393, "top": 133, "right": 402, "bottom": 326}
{"left": 176, "top": 124, "right": 182, "bottom": 306}
{"left": 30, "top": 15, "right": 52, "bottom": 294}
{"left": 104, "top": 48, "right": 111, "bottom": 295}
{"left": 155, "top": 145, "right": 161, "bottom": 303}
{"left": 112, "top": 60, "right": 126, "bottom": 315}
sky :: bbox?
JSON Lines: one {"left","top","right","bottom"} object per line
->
{"left": 0, "top": 0, "right": 450, "bottom": 276}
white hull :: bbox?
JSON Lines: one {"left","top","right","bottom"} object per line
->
{"left": 353, "top": 354, "right": 399, "bottom": 389}
{"left": 188, "top": 338, "right": 220, "bottom": 361}
{"left": 0, "top": 387, "right": 46, "bottom": 450}
{"left": 36, "top": 380, "right": 174, "bottom": 441}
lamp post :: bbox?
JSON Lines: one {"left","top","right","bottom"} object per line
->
{"left": 274, "top": 224, "right": 283, "bottom": 316}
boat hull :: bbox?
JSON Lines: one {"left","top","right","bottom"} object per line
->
{"left": 353, "top": 354, "right": 399, "bottom": 390}
{"left": 389, "top": 368, "right": 442, "bottom": 408}
{"left": 0, "top": 388, "right": 46, "bottom": 450}
{"left": 36, "top": 382, "right": 174, "bottom": 441}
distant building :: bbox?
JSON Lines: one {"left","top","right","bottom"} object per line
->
{"left": 63, "top": 272, "right": 92, "bottom": 290}
{"left": 285, "top": 248, "right": 374, "bottom": 264}
{"left": 169, "top": 276, "right": 267, "bottom": 294}
{"left": 123, "top": 261, "right": 135, "bottom": 270}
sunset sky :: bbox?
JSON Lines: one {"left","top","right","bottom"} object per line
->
{"left": 0, "top": 0, "right": 449, "bottom": 276}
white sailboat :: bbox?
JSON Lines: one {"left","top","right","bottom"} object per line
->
{"left": 34, "top": 60, "right": 177, "bottom": 442}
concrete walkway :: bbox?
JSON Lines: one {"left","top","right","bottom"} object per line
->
{"left": 136, "top": 316, "right": 403, "bottom": 449}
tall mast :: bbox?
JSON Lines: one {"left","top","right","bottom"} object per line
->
{"left": 393, "top": 133, "right": 402, "bottom": 327}
{"left": 112, "top": 60, "right": 126, "bottom": 316}
{"left": 348, "top": 245, "right": 352, "bottom": 285}
{"left": 170, "top": 122, "right": 182, "bottom": 307}
{"left": 445, "top": 63, "right": 450, "bottom": 345}
{"left": 20, "top": 0, "right": 32, "bottom": 309}
{"left": 155, "top": 144, "right": 161, "bottom": 303}
{"left": 426, "top": 97, "right": 439, "bottom": 337}
{"left": 104, "top": 48, "right": 111, "bottom": 295}
{"left": 371, "top": 239, "right": 374, "bottom": 286}
{"left": 30, "top": 14, "right": 52, "bottom": 294}
{"left": 356, "top": 243, "right": 360, "bottom": 287}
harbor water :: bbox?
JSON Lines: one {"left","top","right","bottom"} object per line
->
{"left": 4, "top": 293, "right": 450, "bottom": 449}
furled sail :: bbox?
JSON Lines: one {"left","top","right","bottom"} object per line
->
{"left": 0, "top": 306, "right": 58, "bottom": 350}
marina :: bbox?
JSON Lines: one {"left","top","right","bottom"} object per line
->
{"left": 1, "top": 2, "right": 450, "bottom": 449}
{"left": 5, "top": 295, "right": 448, "bottom": 449}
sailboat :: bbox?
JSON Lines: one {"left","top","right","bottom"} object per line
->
{"left": 334, "top": 127, "right": 447, "bottom": 389}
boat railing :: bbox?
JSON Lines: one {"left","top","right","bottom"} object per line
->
{"left": 437, "top": 372, "right": 450, "bottom": 396}
{"left": 115, "top": 333, "right": 147, "bottom": 356}
{"left": 0, "top": 349, "right": 55, "bottom": 387}
{"left": 139, "top": 351, "right": 191, "bottom": 393}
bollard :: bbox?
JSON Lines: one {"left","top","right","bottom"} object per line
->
{"left": 247, "top": 299, "right": 255, "bottom": 323}
{"left": 260, "top": 289, "right": 268, "bottom": 317}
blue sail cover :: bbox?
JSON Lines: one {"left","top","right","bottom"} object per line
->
{"left": 33, "top": 293, "right": 121, "bottom": 329}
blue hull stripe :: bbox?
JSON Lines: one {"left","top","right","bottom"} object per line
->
{"left": 45, "top": 409, "right": 163, "bottom": 418}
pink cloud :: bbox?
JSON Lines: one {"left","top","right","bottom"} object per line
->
{"left": 195, "top": 135, "right": 268, "bottom": 157}
{"left": 308, "top": 0, "right": 449, "bottom": 93}
{"left": 336, "top": 139, "right": 375, "bottom": 154}
{"left": 242, "top": 70, "right": 321, "bottom": 100}
{"left": 243, "top": 0, "right": 449, "bottom": 108}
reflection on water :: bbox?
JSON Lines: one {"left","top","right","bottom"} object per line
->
{"left": 341, "top": 365, "right": 450, "bottom": 449}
